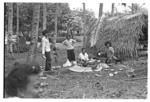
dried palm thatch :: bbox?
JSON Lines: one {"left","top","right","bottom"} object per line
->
{"left": 86, "top": 13, "right": 148, "bottom": 59}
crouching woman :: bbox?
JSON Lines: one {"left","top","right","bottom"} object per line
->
{"left": 78, "top": 48, "right": 89, "bottom": 67}
{"left": 105, "top": 41, "right": 120, "bottom": 64}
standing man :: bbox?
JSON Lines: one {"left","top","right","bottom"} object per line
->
{"left": 42, "top": 30, "right": 51, "bottom": 71}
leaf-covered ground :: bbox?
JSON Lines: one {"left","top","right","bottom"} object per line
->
{"left": 4, "top": 42, "right": 147, "bottom": 99}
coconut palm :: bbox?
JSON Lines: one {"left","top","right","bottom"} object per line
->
{"left": 7, "top": 3, "right": 14, "bottom": 56}
{"left": 43, "top": 3, "right": 47, "bottom": 30}
{"left": 26, "top": 4, "right": 41, "bottom": 63}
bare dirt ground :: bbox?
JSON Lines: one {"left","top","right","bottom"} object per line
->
{"left": 4, "top": 42, "right": 147, "bottom": 99}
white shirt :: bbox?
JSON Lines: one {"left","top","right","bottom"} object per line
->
{"left": 42, "top": 36, "right": 51, "bottom": 54}
{"left": 79, "top": 52, "right": 89, "bottom": 61}
{"left": 106, "top": 47, "right": 115, "bottom": 58}
{"left": 62, "top": 39, "right": 76, "bottom": 50}
{"left": 109, "top": 47, "right": 114, "bottom": 54}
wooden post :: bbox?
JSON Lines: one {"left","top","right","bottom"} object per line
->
{"left": 111, "top": 3, "right": 115, "bottom": 15}
{"left": 99, "top": 3, "right": 103, "bottom": 18}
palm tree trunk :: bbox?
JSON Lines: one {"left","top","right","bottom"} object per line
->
{"left": 16, "top": 3, "right": 20, "bottom": 53}
{"left": 132, "top": 3, "right": 134, "bottom": 14}
{"left": 4, "top": 3, "right": 8, "bottom": 54}
{"left": 43, "top": 3, "right": 47, "bottom": 30}
{"left": 4, "top": 3, "right": 7, "bottom": 33}
{"left": 82, "top": 3, "right": 86, "bottom": 47}
{"left": 27, "top": 4, "right": 40, "bottom": 63}
{"left": 54, "top": 3, "right": 58, "bottom": 45}
{"left": 7, "top": 3, "right": 13, "bottom": 55}
{"left": 99, "top": 3, "right": 103, "bottom": 18}
{"left": 16, "top": 3, "right": 19, "bottom": 36}
{"left": 111, "top": 3, "right": 115, "bottom": 15}
{"left": 8, "top": 3, "right": 13, "bottom": 36}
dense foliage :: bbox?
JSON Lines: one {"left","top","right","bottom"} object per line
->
{"left": 4, "top": 3, "right": 96, "bottom": 37}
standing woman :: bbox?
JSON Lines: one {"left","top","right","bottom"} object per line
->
{"left": 41, "top": 30, "right": 52, "bottom": 71}
{"left": 62, "top": 35, "right": 76, "bottom": 67}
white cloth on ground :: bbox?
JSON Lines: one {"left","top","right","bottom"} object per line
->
{"left": 69, "top": 63, "right": 109, "bottom": 72}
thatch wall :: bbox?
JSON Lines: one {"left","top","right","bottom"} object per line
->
{"left": 86, "top": 13, "right": 148, "bottom": 59}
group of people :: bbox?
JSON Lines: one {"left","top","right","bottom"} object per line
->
{"left": 77, "top": 41, "right": 119, "bottom": 67}
{"left": 4, "top": 30, "right": 78, "bottom": 98}
{"left": 42, "top": 29, "right": 120, "bottom": 69}
{"left": 5, "top": 29, "right": 119, "bottom": 98}
{"left": 41, "top": 30, "right": 77, "bottom": 71}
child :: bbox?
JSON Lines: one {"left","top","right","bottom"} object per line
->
{"left": 49, "top": 38, "right": 59, "bottom": 66}
{"left": 41, "top": 30, "right": 52, "bottom": 71}
{"left": 78, "top": 48, "right": 89, "bottom": 67}
{"left": 53, "top": 46, "right": 58, "bottom": 65}
{"left": 78, "top": 48, "right": 89, "bottom": 61}
{"left": 105, "top": 41, "right": 118, "bottom": 64}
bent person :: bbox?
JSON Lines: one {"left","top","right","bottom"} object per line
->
{"left": 105, "top": 41, "right": 118, "bottom": 64}
{"left": 78, "top": 48, "right": 89, "bottom": 67}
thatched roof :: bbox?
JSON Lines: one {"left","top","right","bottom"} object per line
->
{"left": 86, "top": 13, "right": 148, "bottom": 59}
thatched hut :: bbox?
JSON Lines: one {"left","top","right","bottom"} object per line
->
{"left": 86, "top": 12, "right": 148, "bottom": 59}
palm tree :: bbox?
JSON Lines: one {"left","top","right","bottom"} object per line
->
{"left": 82, "top": 3, "right": 86, "bottom": 47}
{"left": 27, "top": 4, "right": 41, "bottom": 63}
{"left": 43, "top": 3, "right": 47, "bottom": 30}
{"left": 8, "top": 3, "right": 13, "bottom": 36}
{"left": 7, "top": 3, "right": 13, "bottom": 55}
{"left": 99, "top": 3, "right": 103, "bottom": 18}
{"left": 16, "top": 3, "right": 20, "bottom": 53}
{"left": 16, "top": 3, "right": 19, "bottom": 36}
{"left": 111, "top": 3, "right": 115, "bottom": 15}
{"left": 54, "top": 3, "right": 58, "bottom": 45}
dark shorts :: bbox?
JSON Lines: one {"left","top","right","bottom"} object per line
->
{"left": 67, "top": 49, "right": 75, "bottom": 62}
{"left": 45, "top": 51, "right": 51, "bottom": 71}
